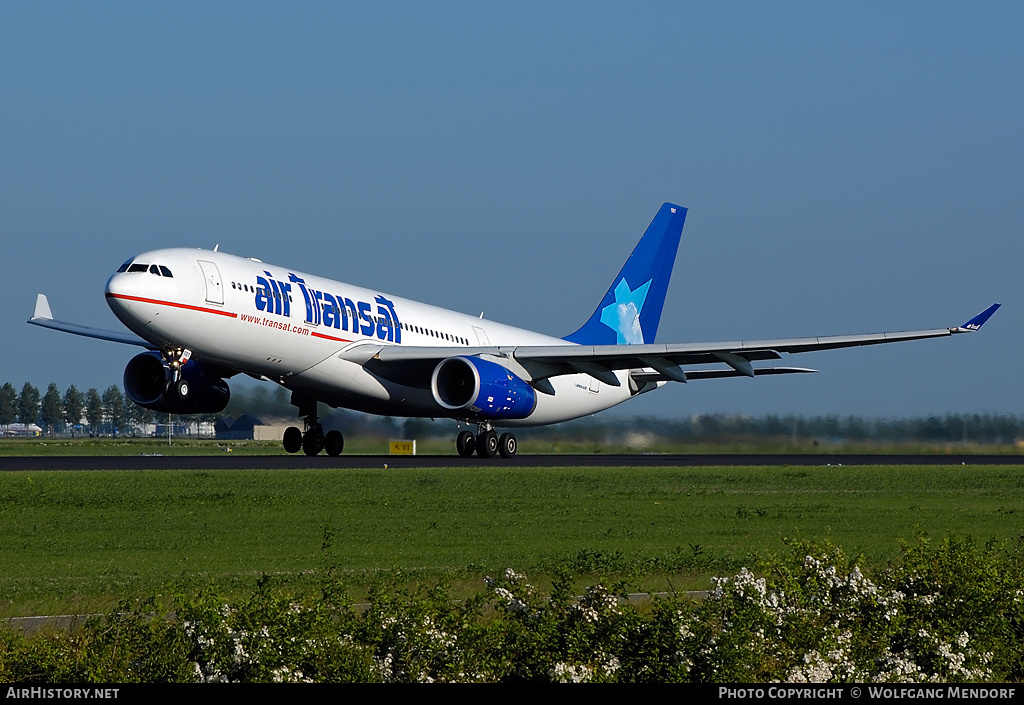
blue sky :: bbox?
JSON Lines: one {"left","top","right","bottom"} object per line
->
{"left": 2, "top": 2, "right": 1021, "bottom": 419}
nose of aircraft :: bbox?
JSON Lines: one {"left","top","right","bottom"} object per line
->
{"left": 105, "top": 270, "right": 138, "bottom": 319}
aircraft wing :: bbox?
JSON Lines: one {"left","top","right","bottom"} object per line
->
{"left": 27, "top": 294, "right": 156, "bottom": 349}
{"left": 350, "top": 303, "right": 1000, "bottom": 390}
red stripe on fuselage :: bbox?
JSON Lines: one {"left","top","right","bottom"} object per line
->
{"left": 107, "top": 293, "right": 366, "bottom": 343}
{"left": 105, "top": 293, "right": 239, "bottom": 318}
{"left": 311, "top": 331, "right": 354, "bottom": 343}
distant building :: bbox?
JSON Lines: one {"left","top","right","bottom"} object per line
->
{"left": 215, "top": 414, "right": 292, "bottom": 441}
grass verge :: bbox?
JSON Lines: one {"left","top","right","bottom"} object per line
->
{"left": 0, "top": 463, "right": 1022, "bottom": 617}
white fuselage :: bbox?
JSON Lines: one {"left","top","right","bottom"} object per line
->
{"left": 104, "top": 248, "right": 643, "bottom": 426}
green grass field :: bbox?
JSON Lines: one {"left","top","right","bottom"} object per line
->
{"left": 1, "top": 463, "right": 1023, "bottom": 617}
{"left": 3, "top": 436, "right": 1024, "bottom": 456}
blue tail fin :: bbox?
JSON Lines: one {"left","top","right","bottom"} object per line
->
{"left": 564, "top": 203, "right": 687, "bottom": 345}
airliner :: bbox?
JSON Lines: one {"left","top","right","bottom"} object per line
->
{"left": 28, "top": 203, "right": 999, "bottom": 457}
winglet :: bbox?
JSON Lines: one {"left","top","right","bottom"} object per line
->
{"left": 32, "top": 293, "right": 53, "bottom": 321}
{"left": 955, "top": 303, "right": 1001, "bottom": 332}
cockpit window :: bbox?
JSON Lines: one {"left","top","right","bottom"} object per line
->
{"left": 116, "top": 258, "right": 133, "bottom": 273}
{"left": 149, "top": 264, "right": 161, "bottom": 275}
{"left": 159, "top": 265, "right": 173, "bottom": 278}
{"left": 127, "top": 263, "right": 148, "bottom": 273}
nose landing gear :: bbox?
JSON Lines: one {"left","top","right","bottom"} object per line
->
{"left": 160, "top": 347, "right": 193, "bottom": 399}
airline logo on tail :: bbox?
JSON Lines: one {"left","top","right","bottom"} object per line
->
{"left": 600, "top": 278, "right": 651, "bottom": 344}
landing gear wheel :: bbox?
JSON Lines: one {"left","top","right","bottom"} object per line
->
{"left": 499, "top": 432, "right": 517, "bottom": 458}
{"left": 476, "top": 430, "right": 498, "bottom": 458}
{"left": 303, "top": 426, "right": 325, "bottom": 456}
{"left": 175, "top": 379, "right": 189, "bottom": 400}
{"left": 283, "top": 426, "right": 302, "bottom": 454}
{"left": 325, "top": 429, "right": 344, "bottom": 457}
{"left": 456, "top": 431, "right": 476, "bottom": 457}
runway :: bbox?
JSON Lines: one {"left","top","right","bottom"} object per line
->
{"left": 1, "top": 453, "right": 1022, "bottom": 471}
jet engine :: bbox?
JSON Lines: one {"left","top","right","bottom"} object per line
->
{"left": 431, "top": 355, "right": 536, "bottom": 420}
{"left": 123, "top": 351, "right": 230, "bottom": 414}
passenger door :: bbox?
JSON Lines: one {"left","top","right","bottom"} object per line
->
{"left": 198, "top": 260, "right": 224, "bottom": 305}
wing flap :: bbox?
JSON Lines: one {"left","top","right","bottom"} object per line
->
{"left": 631, "top": 366, "right": 818, "bottom": 383}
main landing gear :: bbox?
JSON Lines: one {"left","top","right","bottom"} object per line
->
{"left": 283, "top": 395, "right": 344, "bottom": 456}
{"left": 456, "top": 423, "right": 517, "bottom": 459}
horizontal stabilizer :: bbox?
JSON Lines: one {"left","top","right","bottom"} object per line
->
{"left": 28, "top": 294, "right": 156, "bottom": 349}
{"left": 33, "top": 293, "right": 53, "bottom": 320}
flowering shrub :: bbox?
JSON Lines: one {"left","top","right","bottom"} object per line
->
{"left": 484, "top": 567, "right": 632, "bottom": 682}
{"left": 1, "top": 534, "right": 1022, "bottom": 682}
{"left": 176, "top": 577, "right": 375, "bottom": 683}
{"left": 685, "top": 535, "right": 1020, "bottom": 682}
{"left": 352, "top": 575, "right": 493, "bottom": 682}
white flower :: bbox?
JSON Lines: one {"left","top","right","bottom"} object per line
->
{"left": 550, "top": 663, "right": 593, "bottom": 683}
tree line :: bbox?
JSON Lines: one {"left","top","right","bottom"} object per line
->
{"left": 515, "top": 412, "right": 1024, "bottom": 446}
{"left": 0, "top": 382, "right": 160, "bottom": 437}
{"left": 4, "top": 380, "right": 1023, "bottom": 444}
{"left": 0, "top": 380, "right": 306, "bottom": 438}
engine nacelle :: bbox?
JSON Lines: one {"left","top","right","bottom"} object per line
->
{"left": 123, "top": 351, "right": 230, "bottom": 414}
{"left": 431, "top": 355, "right": 536, "bottom": 420}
